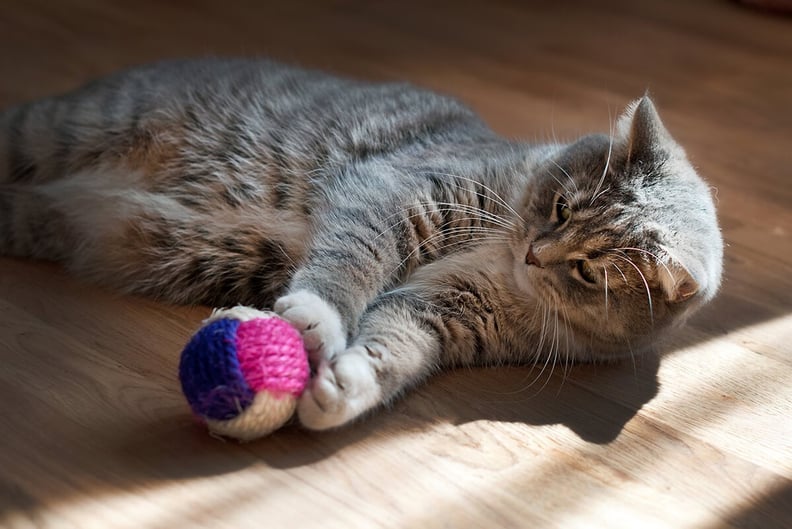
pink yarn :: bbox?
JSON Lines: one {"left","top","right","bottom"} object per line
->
{"left": 235, "top": 317, "right": 309, "bottom": 397}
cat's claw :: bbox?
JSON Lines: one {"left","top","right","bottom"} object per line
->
{"left": 274, "top": 290, "right": 347, "bottom": 366}
{"left": 297, "top": 347, "right": 381, "bottom": 430}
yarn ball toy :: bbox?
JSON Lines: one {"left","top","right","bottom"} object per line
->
{"left": 178, "top": 306, "right": 309, "bottom": 441}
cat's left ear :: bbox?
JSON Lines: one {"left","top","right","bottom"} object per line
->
{"left": 659, "top": 261, "right": 699, "bottom": 304}
{"left": 617, "top": 96, "right": 677, "bottom": 165}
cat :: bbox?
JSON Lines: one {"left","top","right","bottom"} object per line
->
{"left": 0, "top": 58, "right": 723, "bottom": 430}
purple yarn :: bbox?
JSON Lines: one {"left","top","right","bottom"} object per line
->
{"left": 179, "top": 318, "right": 255, "bottom": 421}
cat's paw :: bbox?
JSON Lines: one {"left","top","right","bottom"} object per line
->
{"left": 274, "top": 290, "right": 347, "bottom": 365}
{"left": 297, "top": 347, "right": 381, "bottom": 431}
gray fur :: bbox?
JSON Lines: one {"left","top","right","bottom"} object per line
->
{"left": 0, "top": 59, "right": 723, "bottom": 429}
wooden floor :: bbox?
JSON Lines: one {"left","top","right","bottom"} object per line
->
{"left": 1, "top": 1, "right": 791, "bottom": 527}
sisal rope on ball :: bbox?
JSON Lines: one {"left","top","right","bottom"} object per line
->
{"left": 179, "top": 306, "right": 309, "bottom": 441}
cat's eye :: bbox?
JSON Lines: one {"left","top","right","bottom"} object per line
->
{"left": 576, "top": 259, "right": 597, "bottom": 284}
{"left": 555, "top": 196, "right": 571, "bottom": 224}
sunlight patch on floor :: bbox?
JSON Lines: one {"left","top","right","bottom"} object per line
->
{"left": 649, "top": 313, "right": 792, "bottom": 474}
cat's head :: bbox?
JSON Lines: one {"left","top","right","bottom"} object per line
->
{"left": 511, "top": 96, "right": 723, "bottom": 361}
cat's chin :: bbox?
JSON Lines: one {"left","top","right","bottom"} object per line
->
{"left": 511, "top": 262, "right": 541, "bottom": 300}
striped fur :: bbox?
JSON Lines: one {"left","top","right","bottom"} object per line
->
{"left": 0, "top": 59, "right": 723, "bottom": 430}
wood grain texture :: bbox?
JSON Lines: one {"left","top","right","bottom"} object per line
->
{"left": 1, "top": 1, "right": 790, "bottom": 528}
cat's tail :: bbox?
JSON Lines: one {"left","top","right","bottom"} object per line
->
{"left": 0, "top": 100, "right": 79, "bottom": 260}
{"left": 0, "top": 92, "right": 96, "bottom": 185}
{"left": 0, "top": 104, "right": 28, "bottom": 257}
{"left": 2, "top": 101, "right": 47, "bottom": 185}
{"left": 0, "top": 69, "right": 152, "bottom": 259}
{"left": 0, "top": 104, "right": 21, "bottom": 185}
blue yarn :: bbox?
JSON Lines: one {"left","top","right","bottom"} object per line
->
{"left": 179, "top": 318, "right": 255, "bottom": 421}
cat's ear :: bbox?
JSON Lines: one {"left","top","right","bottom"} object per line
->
{"left": 659, "top": 261, "right": 699, "bottom": 304}
{"left": 617, "top": 96, "right": 675, "bottom": 165}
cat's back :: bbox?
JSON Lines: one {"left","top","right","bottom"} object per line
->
{"left": 130, "top": 58, "right": 488, "bottom": 161}
{"left": 1, "top": 58, "right": 489, "bottom": 186}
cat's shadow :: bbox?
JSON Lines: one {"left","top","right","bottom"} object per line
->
{"left": 239, "top": 349, "right": 661, "bottom": 469}
{"left": 112, "top": 340, "right": 660, "bottom": 481}
{"left": 428, "top": 350, "right": 659, "bottom": 443}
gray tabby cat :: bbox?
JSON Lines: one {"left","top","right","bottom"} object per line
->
{"left": 0, "top": 59, "right": 723, "bottom": 430}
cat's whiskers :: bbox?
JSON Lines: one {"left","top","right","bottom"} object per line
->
{"left": 609, "top": 260, "right": 629, "bottom": 284}
{"left": 540, "top": 308, "right": 558, "bottom": 395}
{"left": 434, "top": 202, "right": 517, "bottom": 231}
{"left": 371, "top": 206, "right": 435, "bottom": 241}
{"left": 422, "top": 223, "right": 512, "bottom": 241}
{"left": 531, "top": 304, "right": 556, "bottom": 393}
{"left": 548, "top": 306, "right": 563, "bottom": 392}
{"left": 520, "top": 296, "right": 569, "bottom": 397}
{"left": 590, "top": 185, "right": 612, "bottom": 206}
{"left": 374, "top": 202, "right": 516, "bottom": 241}
{"left": 608, "top": 251, "right": 655, "bottom": 327}
{"left": 589, "top": 119, "right": 615, "bottom": 207}
{"left": 368, "top": 202, "right": 464, "bottom": 241}
{"left": 518, "top": 301, "right": 550, "bottom": 392}
{"left": 488, "top": 301, "right": 548, "bottom": 398}
{"left": 427, "top": 171, "right": 520, "bottom": 216}
{"left": 612, "top": 246, "right": 674, "bottom": 284}
{"left": 625, "top": 336, "right": 638, "bottom": 380}
{"left": 560, "top": 303, "right": 574, "bottom": 385}
{"left": 387, "top": 225, "right": 511, "bottom": 277}
{"left": 544, "top": 169, "right": 574, "bottom": 204}
{"left": 602, "top": 264, "right": 610, "bottom": 320}
{"left": 420, "top": 170, "right": 526, "bottom": 225}
{"left": 373, "top": 196, "right": 518, "bottom": 277}
{"left": 548, "top": 159, "right": 579, "bottom": 197}
{"left": 543, "top": 307, "right": 561, "bottom": 395}
{"left": 372, "top": 202, "right": 516, "bottom": 242}
{"left": 550, "top": 111, "right": 559, "bottom": 146}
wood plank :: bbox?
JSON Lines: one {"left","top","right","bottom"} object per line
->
{"left": 1, "top": 1, "right": 790, "bottom": 528}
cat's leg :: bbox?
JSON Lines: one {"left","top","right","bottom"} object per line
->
{"left": 0, "top": 104, "right": 75, "bottom": 258}
{"left": 0, "top": 186, "right": 74, "bottom": 260}
{"left": 295, "top": 291, "right": 442, "bottom": 430}
{"left": 295, "top": 279, "right": 499, "bottom": 430}
{"left": 274, "top": 290, "right": 350, "bottom": 368}
{"left": 0, "top": 106, "right": 34, "bottom": 256}
{"left": 274, "top": 167, "right": 424, "bottom": 364}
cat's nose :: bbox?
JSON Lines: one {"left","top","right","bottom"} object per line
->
{"left": 525, "top": 243, "right": 544, "bottom": 268}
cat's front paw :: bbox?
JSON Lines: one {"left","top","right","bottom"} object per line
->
{"left": 274, "top": 290, "right": 347, "bottom": 366}
{"left": 297, "top": 347, "right": 382, "bottom": 431}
